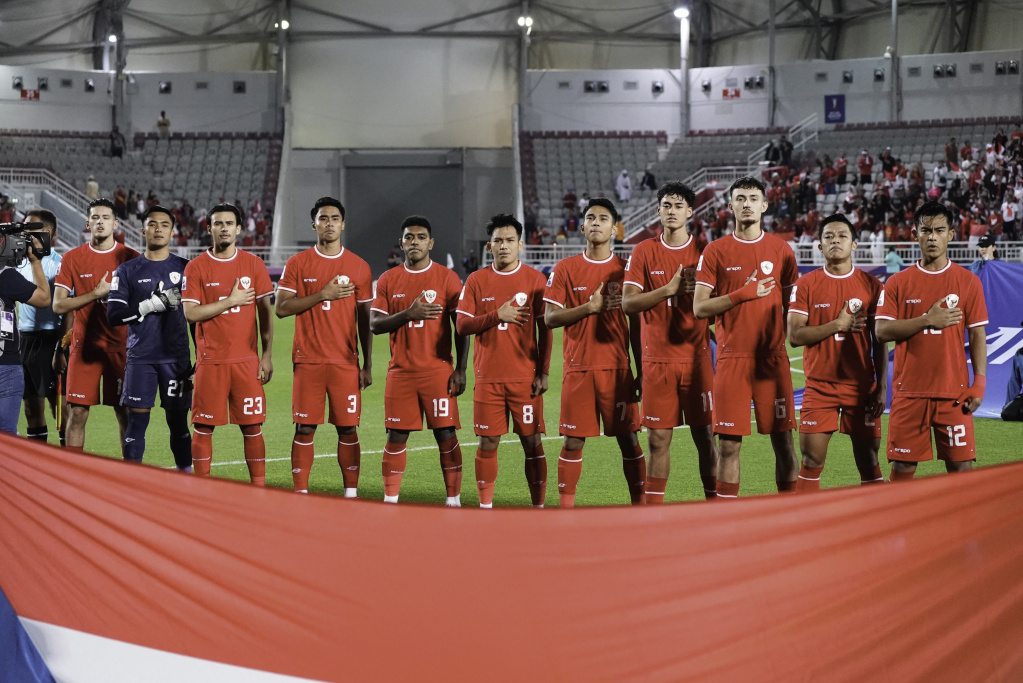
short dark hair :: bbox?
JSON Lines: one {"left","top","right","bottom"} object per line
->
{"left": 401, "top": 215, "right": 432, "bottom": 236}
{"left": 727, "top": 175, "right": 767, "bottom": 198}
{"left": 142, "top": 204, "right": 176, "bottom": 225}
{"left": 207, "top": 202, "right": 243, "bottom": 227}
{"left": 26, "top": 208, "right": 57, "bottom": 238}
{"left": 657, "top": 181, "right": 696, "bottom": 208}
{"left": 914, "top": 201, "right": 954, "bottom": 229}
{"left": 486, "top": 213, "right": 523, "bottom": 239}
{"left": 584, "top": 197, "right": 618, "bottom": 225}
{"left": 310, "top": 196, "right": 345, "bottom": 221}
{"left": 88, "top": 198, "right": 116, "bottom": 214}
{"left": 819, "top": 213, "right": 856, "bottom": 236}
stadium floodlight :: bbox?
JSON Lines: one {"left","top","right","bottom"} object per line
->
{"left": 274, "top": 20, "right": 290, "bottom": 29}
{"left": 108, "top": 34, "right": 117, "bottom": 43}
{"left": 674, "top": 7, "right": 690, "bottom": 19}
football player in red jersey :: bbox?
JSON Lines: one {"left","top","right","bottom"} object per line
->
{"left": 371, "top": 216, "right": 468, "bottom": 505}
{"left": 182, "top": 203, "right": 274, "bottom": 485}
{"left": 694, "top": 176, "right": 800, "bottom": 497}
{"left": 456, "top": 215, "right": 552, "bottom": 508}
{"left": 545, "top": 198, "right": 645, "bottom": 507}
{"left": 787, "top": 214, "right": 887, "bottom": 490}
{"left": 622, "top": 182, "right": 718, "bottom": 502}
{"left": 276, "top": 197, "right": 373, "bottom": 496}
{"left": 53, "top": 198, "right": 139, "bottom": 452}
{"left": 876, "top": 201, "right": 988, "bottom": 479}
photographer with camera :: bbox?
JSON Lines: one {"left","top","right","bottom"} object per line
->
{"left": 16, "top": 209, "right": 70, "bottom": 445}
{"left": 0, "top": 226, "right": 52, "bottom": 435}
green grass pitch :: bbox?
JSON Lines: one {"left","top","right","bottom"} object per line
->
{"left": 20, "top": 317, "right": 1022, "bottom": 506}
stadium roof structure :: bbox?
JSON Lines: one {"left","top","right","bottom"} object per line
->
{"left": 0, "top": 0, "right": 989, "bottom": 66}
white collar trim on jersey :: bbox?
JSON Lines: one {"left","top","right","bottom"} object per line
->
{"left": 491, "top": 261, "right": 522, "bottom": 276}
{"left": 659, "top": 234, "right": 693, "bottom": 251}
{"left": 404, "top": 260, "right": 434, "bottom": 273}
{"left": 87, "top": 241, "right": 118, "bottom": 254}
{"left": 206, "top": 248, "right": 239, "bottom": 262}
{"left": 731, "top": 230, "right": 765, "bottom": 244}
{"left": 823, "top": 265, "right": 857, "bottom": 279}
{"left": 582, "top": 253, "right": 614, "bottom": 264}
{"left": 914, "top": 259, "right": 952, "bottom": 275}
{"left": 314, "top": 244, "right": 345, "bottom": 260}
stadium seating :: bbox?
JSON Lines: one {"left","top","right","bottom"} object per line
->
{"left": 521, "top": 130, "right": 665, "bottom": 232}
{"left": 0, "top": 129, "right": 282, "bottom": 212}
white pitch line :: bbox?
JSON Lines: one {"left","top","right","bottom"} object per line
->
{"left": 790, "top": 367, "right": 805, "bottom": 374}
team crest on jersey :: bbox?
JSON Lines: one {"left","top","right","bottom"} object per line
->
{"left": 169, "top": 272, "right": 181, "bottom": 285}
{"left": 945, "top": 293, "right": 959, "bottom": 308}
{"left": 760, "top": 260, "right": 774, "bottom": 276}
{"left": 848, "top": 298, "right": 863, "bottom": 314}
{"left": 240, "top": 276, "right": 251, "bottom": 289}
{"left": 424, "top": 289, "right": 437, "bottom": 303}
{"left": 515, "top": 292, "right": 528, "bottom": 306}
{"left": 607, "top": 282, "right": 621, "bottom": 296}
{"left": 338, "top": 275, "right": 350, "bottom": 285}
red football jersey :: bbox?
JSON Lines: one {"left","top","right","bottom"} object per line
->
{"left": 55, "top": 242, "right": 139, "bottom": 352}
{"left": 182, "top": 249, "right": 273, "bottom": 364}
{"left": 278, "top": 245, "right": 373, "bottom": 366}
{"left": 372, "top": 260, "right": 462, "bottom": 376}
{"left": 876, "top": 260, "right": 988, "bottom": 398}
{"left": 456, "top": 262, "right": 549, "bottom": 383}
{"left": 695, "top": 231, "right": 798, "bottom": 358}
{"left": 623, "top": 235, "right": 711, "bottom": 363}
{"left": 789, "top": 266, "right": 882, "bottom": 387}
{"left": 544, "top": 253, "right": 631, "bottom": 372}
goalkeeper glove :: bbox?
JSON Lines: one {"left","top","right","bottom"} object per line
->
{"left": 138, "top": 281, "right": 182, "bottom": 319}
{"left": 952, "top": 375, "right": 985, "bottom": 413}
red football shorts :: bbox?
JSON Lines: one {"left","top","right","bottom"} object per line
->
{"left": 473, "top": 380, "right": 545, "bottom": 437}
{"left": 799, "top": 379, "right": 881, "bottom": 439}
{"left": 640, "top": 361, "right": 713, "bottom": 429}
{"left": 292, "top": 363, "right": 361, "bottom": 427}
{"left": 191, "top": 360, "right": 267, "bottom": 426}
{"left": 712, "top": 355, "right": 796, "bottom": 436}
{"left": 384, "top": 369, "right": 461, "bottom": 431}
{"left": 65, "top": 347, "right": 125, "bottom": 407}
{"left": 886, "top": 394, "right": 975, "bottom": 463}
{"left": 559, "top": 368, "right": 640, "bottom": 437}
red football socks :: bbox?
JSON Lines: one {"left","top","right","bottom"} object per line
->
{"left": 860, "top": 464, "right": 885, "bottom": 484}
{"left": 717, "top": 480, "right": 739, "bottom": 499}
{"left": 701, "top": 474, "right": 717, "bottom": 500}
{"left": 557, "top": 447, "right": 583, "bottom": 508}
{"left": 644, "top": 476, "right": 668, "bottom": 504}
{"left": 291, "top": 437, "right": 315, "bottom": 491}
{"left": 191, "top": 428, "right": 213, "bottom": 477}
{"left": 795, "top": 465, "right": 824, "bottom": 492}
{"left": 338, "top": 434, "right": 361, "bottom": 490}
{"left": 776, "top": 479, "right": 797, "bottom": 493}
{"left": 438, "top": 437, "right": 463, "bottom": 498}
{"left": 241, "top": 425, "right": 266, "bottom": 486}
{"left": 382, "top": 442, "right": 407, "bottom": 497}
{"left": 475, "top": 447, "right": 498, "bottom": 505}
{"left": 525, "top": 444, "right": 547, "bottom": 506}
{"left": 622, "top": 445, "right": 646, "bottom": 505}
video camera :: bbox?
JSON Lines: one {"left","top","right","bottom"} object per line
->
{"left": 0, "top": 222, "right": 51, "bottom": 268}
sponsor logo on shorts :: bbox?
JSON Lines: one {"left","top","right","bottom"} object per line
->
{"left": 292, "top": 468, "right": 301, "bottom": 474}
{"left": 646, "top": 416, "right": 660, "bottom": 422}
{"left": 71, "top": 392, "right": 86, "bottom": 399}
{"left": 127, "top": 395, "right": 142, "bottom": 401}
{"left": 717, "top": 421, "right": 735, "bottom": 427}
{"left": 199, "top": 412, "right": 215, "bottom": 419}
{"left": 475, "top": 423, "right": 489, "bottom": 430}
{"left": 294, "top": 412, "right": 308, "bottom": 418}
{"left": 894, "top": 447, "right": 911, "bottom": 454}
{"left": 802, "top": 420, "right": 817, "bottom": 426}
{"left": 386, "top": 417, "right": 401, "bottom": 422}
{"left": 560, "top": 423, "right": 577, "bottom": 429}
